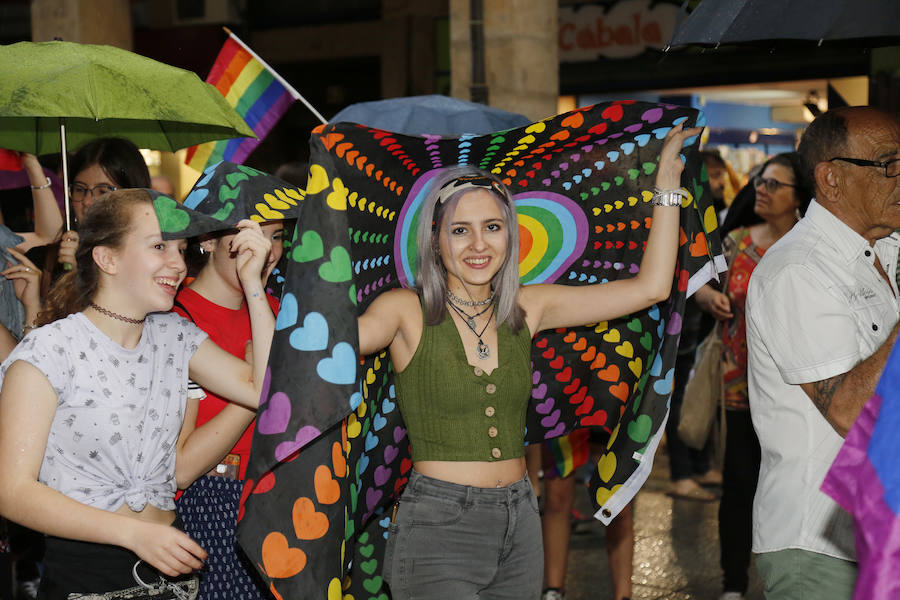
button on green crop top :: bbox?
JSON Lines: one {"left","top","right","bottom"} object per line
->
{"left": 393, "top": 307, "right": 533, "bottom": 462}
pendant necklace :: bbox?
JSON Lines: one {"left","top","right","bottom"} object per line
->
{"left": 447, "top": 299, "right": 495, "bottom": 360}
{"left": 447, "top": 288, "right": 494, "bottom": 307}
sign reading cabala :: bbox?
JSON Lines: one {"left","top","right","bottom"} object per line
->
{"left": 559, "top": 0, "right": 680, "bottom": 61}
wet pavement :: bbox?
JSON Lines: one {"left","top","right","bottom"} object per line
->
{"left": 560, "top": 446, "right": 765, "bottom": 600}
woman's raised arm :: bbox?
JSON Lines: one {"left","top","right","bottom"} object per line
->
{"left": 16, "top": 153, "right": 64, "bottom": 252}
{"left": 189, "top": 220, "right": 275, "bottom": 408}
{"left": 520, "top": 123, "right": 704, "bottom": 334}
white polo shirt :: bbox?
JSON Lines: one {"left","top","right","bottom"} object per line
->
{"left": 746, "top": 200, "right": 900, "bottom": 561}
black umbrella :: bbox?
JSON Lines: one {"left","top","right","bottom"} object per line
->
{"left": 667, "top": 0, "right": 900, "bottom": 48}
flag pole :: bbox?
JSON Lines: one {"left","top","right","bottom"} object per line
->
{"left": 222, "top": 27, "right": 327, "bottom": 125}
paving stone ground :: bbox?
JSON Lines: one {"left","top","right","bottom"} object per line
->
{"left": 560, "top": 444, "right": 765, "bottom": 600}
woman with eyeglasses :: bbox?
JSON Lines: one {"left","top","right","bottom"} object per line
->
{"left": 694, "top": 152, "right": 813, "bottom": 600}
{"left": 42, "top": 138, "right": 152, "bottom": 290}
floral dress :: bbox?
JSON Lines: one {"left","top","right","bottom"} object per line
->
{"left": 721, "top": 228, "right": 767, "bottom": 411}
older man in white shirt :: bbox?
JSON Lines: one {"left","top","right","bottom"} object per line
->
{"left": 746, "top": 106, "right": 900, "bottom": 599}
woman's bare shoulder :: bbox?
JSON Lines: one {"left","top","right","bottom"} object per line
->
{"left": 374, "top": 286, "right": 420, "bottom": 308}
{"left": 363, "top": 287, "right": 421, "bottom": 326}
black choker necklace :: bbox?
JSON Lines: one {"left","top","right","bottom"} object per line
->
{"left": 447, "top": 288, "right": 494, "bottom": 307}
{"left": 447, "top": 300, "right": 495, "bottom": 360}
{"left": 89, "top": 302, "right": 145, "bottom": 325}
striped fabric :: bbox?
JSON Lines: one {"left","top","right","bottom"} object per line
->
{"left": 545, "top": 429, "right": 591, "bottom": 479}
{"left": 823, "top": 342, "right": 900, "bottom": 599}
{"left": 185, "top": 35, "right": 295, "bottom": 172}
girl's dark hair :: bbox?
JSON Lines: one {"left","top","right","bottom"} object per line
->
{"left": 184, "top": 237, "right": 211, "bottom": 278}
{"left": 69, "top": 137, "right": 151, "bottom": 189}
{"left": 721, "top": 152, "right": 813, "bottom": 234}
{"left": 766, "top": 152, "right": 814, "bottom": 215}
{"left": 39, "top": 189, "right": 152, "bottom": 325}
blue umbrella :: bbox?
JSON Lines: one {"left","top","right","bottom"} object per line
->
{"left": 330, "top": 94, "right": 531, "bottom": 135}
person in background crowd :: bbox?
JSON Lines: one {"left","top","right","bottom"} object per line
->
{"left": 5, "top": 152, "right": 65, "bottom": 254}
{"left": 700, "top": 150, "right": 729, "bottom": 215}
{"left": 273, "top": 161, "right": 308, "bottom": 187}
{"left": 661, "top": 148, "right": 745, "bottom": 505}
{"left": 0, "top": 152, "right": 64, "bottom": 600}
{"left": 0, "top": 248, "right": 42, "bottom": 359}
{"left": 173, "top": 216, "right": 286, "bottom": 599}
{"left": 45, "top": 138, "right": 151, "bottom": 293}
{"left": 0, "top": 245, "right": 44, "bottom": 600}
{"left": 747, "top": 107, "right": 900, "bottom": 599}
{"left": 151, "top": 174, "right": 176, "bottom": 199}
{"left": 536, "top": 429, "right": 633, "bottom": 600}
{"left": 695, "top": 152, "right": 813, "bottom": 600}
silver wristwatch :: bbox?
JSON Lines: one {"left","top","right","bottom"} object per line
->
{"left": 650, "top": 187, "right": 689, "bottom": 207}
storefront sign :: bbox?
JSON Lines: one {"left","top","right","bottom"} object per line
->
{"left": 559, "top": 0, "right": 680, "bottom": 61}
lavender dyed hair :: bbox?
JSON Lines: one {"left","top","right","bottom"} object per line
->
{"left": 414, "top": 165, "right": 525, "bottom": 332}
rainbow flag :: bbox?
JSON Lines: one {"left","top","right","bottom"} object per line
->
{"left": 823, "top": 341, "right": 900, "bottom": 599}
{"left": 544, "top": 428, "right": 591, "bottom": 479}
{"left": 185, "top": 34, "right": 296, "bottom": 172}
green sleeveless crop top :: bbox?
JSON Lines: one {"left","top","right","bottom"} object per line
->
{"left": 393, "top": 306, "right": 533, "bottom": 462}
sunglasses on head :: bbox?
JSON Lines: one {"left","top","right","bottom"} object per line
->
{"left": 435, "top": 175, "right": 506, "bottom": 205}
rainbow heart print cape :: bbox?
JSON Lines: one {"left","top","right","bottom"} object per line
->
{"left": 237, "top": 100, "right": 724, "bottom": 599}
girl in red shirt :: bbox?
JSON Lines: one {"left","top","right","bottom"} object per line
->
{"left": 174, "top": 219, "right": 285, "bottom": 599}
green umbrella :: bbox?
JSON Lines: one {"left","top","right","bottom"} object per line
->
{"left": 0, "top": 41, "right": 254, "bottom": 153}
{"left": 0, "top": 40, "right": 256, "bottom": 228}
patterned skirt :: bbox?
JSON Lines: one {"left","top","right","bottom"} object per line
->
{"left": 177, "top": 475, "right": 268, "bottom": 600}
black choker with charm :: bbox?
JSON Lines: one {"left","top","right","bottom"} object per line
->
{"left": 447, "top": 295, "right": 495, "bottom": 360}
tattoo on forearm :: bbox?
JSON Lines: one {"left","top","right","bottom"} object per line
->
{"left": 811, "top": 373, "right": 847, "bottom": 417}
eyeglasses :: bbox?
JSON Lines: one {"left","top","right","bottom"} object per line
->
{"left": 70, "top": 183, "right": 117, "bottom": 203}
{"left": 829, "top": 156, "right": 900, "bottom": 178}
{"left": 752, "top": 175, "right": 798, "bottom": 194}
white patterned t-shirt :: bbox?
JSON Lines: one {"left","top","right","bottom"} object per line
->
{"left": 0, "top": 311, "right": 208, "bottom": 512}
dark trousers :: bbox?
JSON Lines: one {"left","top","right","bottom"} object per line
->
{"left": 39, "top": 517, "right": 190, "bottom": 600}
{"left": 666, "top": 351, "right": 711, "bottom": 480}
{"left": 718, "top": 409, "right": 761, "bottom": 594}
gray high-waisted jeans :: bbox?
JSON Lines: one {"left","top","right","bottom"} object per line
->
{"left": 383, "top": 469, "right": 543, "bottom": 600}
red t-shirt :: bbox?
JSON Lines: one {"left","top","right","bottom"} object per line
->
{"left": 172, "top": 286, "right": 279, "bottom": 480}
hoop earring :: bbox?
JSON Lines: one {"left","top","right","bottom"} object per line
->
{"left": 198, "top": 246, "right": 206, "bottom": 255}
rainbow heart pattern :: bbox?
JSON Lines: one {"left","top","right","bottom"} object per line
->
{"left": 237, "top": 101, "right": 723, "bottom": 599}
